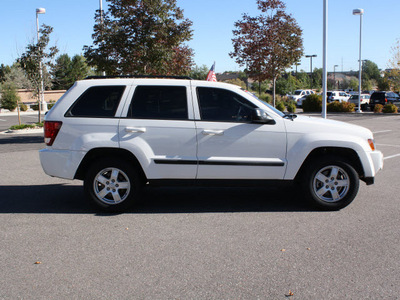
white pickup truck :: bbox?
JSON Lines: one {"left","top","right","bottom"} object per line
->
{"left": 40, "top": 77, "right": 383, "bottom": 212}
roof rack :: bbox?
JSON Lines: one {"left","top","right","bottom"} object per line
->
{"left": 84, "top": 75, "right": 192, "bottom": 80}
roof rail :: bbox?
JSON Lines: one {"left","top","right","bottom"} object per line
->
{"left": 84, "top": 75, "right": 192, "bottom": 80}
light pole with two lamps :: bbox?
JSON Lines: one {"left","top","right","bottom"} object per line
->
{"left": 306, "top": 54, "right": 317, "bottom": 90}
{"left": 353, "top": 8, "right": 364, "bottom": 113}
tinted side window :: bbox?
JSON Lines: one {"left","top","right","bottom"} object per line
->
{"left": 66, "top": 86, "right": 125, "bottom": 117}
{"left": 197, "top": 87, "right": 256, "bottom": 122}
{"left": 128, "top": 86, "right": 188, "bottom": 120}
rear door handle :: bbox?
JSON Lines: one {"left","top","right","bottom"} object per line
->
{"left": 125, "top": 127, "right": 146, "bottom": 133}
{"left": 202, "top": 130, "right": 224, "bottom": 136}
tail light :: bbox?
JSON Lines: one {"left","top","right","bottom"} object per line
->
{"left": 385, "top": 98, "right": 388, "bottom": 103}
{"left": 44, "top": 121, "right": 62, "bottom": 146}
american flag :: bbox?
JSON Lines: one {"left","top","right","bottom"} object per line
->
{"left": 206, "top": 62, "right": 217, "bottom": 82}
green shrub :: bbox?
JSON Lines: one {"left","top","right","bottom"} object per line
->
{"left": 302, "top": 94, "right": 322, "bottom": 112}
{"left": 382, "top": 103, "right": 398, "bottom": 113}
{"left": 327, "top": 101, "right": 355, "bottom": 112}
{"left": 340, "top": 102, "right": 356, "bottom": 112}
{"left": 327, "top": 101, "right": 341, "bottom": 112}
{"left": 19, "top": 103, "right": 28, "bottom": 111}
{"left": 286, "top": 101, "right": 296, "bottom": 113}
{"left": 48, "top": 103, "right": 55, "bottom": 109}
{"left": 9, "top": 124, "right": 36, "bottom": 130}
{"left": 275, "top": 101, "right": 286, "bottom": 112}
{"left": 31, "top": 104, "right": 39, "bottom": 111}
{"left": 373, "top": 104, "right": 383, "bottom": 113}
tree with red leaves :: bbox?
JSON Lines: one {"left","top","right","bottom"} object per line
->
{"left": 230, "top": 0, "right": 303, "bottom": 106}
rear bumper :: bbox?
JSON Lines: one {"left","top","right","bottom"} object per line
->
{"left": 39, "top": 148, "right": 86, "bottom": 180}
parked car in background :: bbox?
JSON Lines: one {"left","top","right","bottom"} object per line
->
{"left": 348, "top": 94, "right": 371, "bottom": 111}
{"left": 290, "top": 89, "right": 315, "bottom": 107}
{"left": 327, "top": 91, "right": 350, "bottom": 103}
{"left": 369, "top": 91, "right": 400, "bottom": 109}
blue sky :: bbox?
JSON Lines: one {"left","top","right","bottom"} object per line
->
{"left": 1, "top": 0, "right": 399, "bottom": 74}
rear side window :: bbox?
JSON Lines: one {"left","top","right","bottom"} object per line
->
{"left": 128, "top": 86, "right": 188, "bottom": 120}
{"left": 65, "top": 86, "right": 125, "bottom": 117}
{"left": 371, "top": 93, "right": 384, "bottom": 100}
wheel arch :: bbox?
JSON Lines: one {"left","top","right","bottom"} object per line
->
{"left": 74, "top": 147, "right": 147, "bottom": 182}
{"left": 294, "top": 147, "right": 364, "bottom": 183}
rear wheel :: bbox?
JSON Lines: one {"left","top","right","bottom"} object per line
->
{"left": 302, "top": 156, "right": 359, "bottom": 210}
{"left": 84, "top": 158, "right": 143, "bottom": 212}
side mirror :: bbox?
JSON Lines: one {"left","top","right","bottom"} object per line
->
{"left": 251, "top": 108, "right": 276, "bottom": 124}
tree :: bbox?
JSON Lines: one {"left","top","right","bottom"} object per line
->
{"left": 2, "top": 63, "right": 32, "bottom": 89}
{"left": 230, "top": 0, "right": 303, "bottom": 106}
{"left": 83, "top": 0, "right": 194, "bottom": 76}
{"left": 18, "top": 24, "right": 58, "bottom": 122}
{"left": 52, "top": 54, "right": 91, "bottom": 90}
{"left": 190, "top": 65, "right": 209, "bottom": 80}
{"left": 0, "top": 82, "right": 19, "bottom": 111}
{"left": 0, "top": 64, "right": 11, "bottom": 83}
{"left": 386, "top": 39, "right": 400, "bottom": 91}
{"left": 349, "top": 78, "right": 359, "bottom": 90}
{"left": 362, "top": 60, "right": 380, "bottom": 81}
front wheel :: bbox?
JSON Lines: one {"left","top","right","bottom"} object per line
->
{"left": 84, "top": 158, "right": 143, "bottom": 212}
{"left": 302, "top": 156, "right": 359, "bottom": 210}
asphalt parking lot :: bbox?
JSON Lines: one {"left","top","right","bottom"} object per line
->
{"left": 0, "top": 113, "right": 399, "bottom": 299}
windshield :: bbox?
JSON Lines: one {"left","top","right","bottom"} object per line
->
{"left": 243, "top": 90, "right": 285, "bottom": 117}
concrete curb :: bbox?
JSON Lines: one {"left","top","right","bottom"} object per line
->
{"left": 0, "top": 128, "right": 43, "bottom": 135}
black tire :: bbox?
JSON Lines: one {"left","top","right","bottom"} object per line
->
{"left": 302, "top": 156, "right": 359, "bottom": 210}
{"left": 84, "top": 158, "right": 143, "bottom": 212}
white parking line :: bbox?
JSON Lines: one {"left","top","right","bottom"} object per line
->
{"left": 373, "top": 130, "right": 392, "bottom": 134}
{"left": 0, "top": 119, "right": 6, "bottom": 122}
{"left": 376, "top": 143, "right": 400, "bottom": 148}
{"left": 384, "top": 153, "right": 400, "bottom": 160}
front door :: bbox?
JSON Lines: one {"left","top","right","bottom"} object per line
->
{"left": 193, "top": 86, "right": 287, "bottom": 180}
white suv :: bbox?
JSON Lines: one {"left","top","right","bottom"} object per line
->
{"left": 289, "top": 89, "right": 315, "bottom": 107}
{"left": 327, "top": 91, "right": 350, "bottom": 103}
{"left": 40, "top": 77, "right": 383, "bottom": 212}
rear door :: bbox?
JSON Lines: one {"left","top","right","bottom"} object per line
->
{"left": 119, "top": 80, "right": 197, "bottom": 179}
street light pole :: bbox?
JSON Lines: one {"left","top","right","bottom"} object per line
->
{"left": 322, "top": 0, "right": 328, "bottom": 119}
{"left": 36, "top": 8, "right": 46, "bottom": 118}
{"left": 353, "top": 8, "right": 364, "bottom": 113}
{"left": 334, "top": 64, "right": 339, "bottom": 89}
{"left": 306, "top": 54, "right": 317, "bottom": 90}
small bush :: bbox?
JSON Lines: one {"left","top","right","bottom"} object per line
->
{"left": 19, "top": 103, "right": 28, "bottom": 111}
{"left": 327, "top": 101, "right": 341, "bottom": 112}
{"left": 373, "top": 104, "right": 383, "bottom": 113}
{"left": 327, "top": 101, "right": 355, "bottom": 112}
{"left": 276, "top": 101, "right": 286, "bottom": 112}
{"left": 302, "top": 94, "right": 322, "bottom": 112}
{"left": 9, "top": 124, "right": 35, "bottom": 130}
{"left": 48, "top": 103, "right": 55, "bottom": 109}
{"left": 382, "top": 103, "right": 398, "bottom": 113}
{"left": 286, "top": 101, "right": 296, "bottom": 113}
{"left": 31, "top": 104, "right": 39, "bottom": 111}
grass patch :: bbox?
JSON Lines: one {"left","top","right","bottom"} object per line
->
{"left": 9, "top": 122, "right": 43, "bottom": 130}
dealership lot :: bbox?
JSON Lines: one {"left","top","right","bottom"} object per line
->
{"left": 0, "top": 113, "right": 399, "bottom": 299}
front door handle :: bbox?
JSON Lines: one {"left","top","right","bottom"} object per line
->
{"left": 202, "top": 130, "right": 224, "bottom": 136}
{"left": 125, "top": 127, "right": 146, "bottom": 133}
